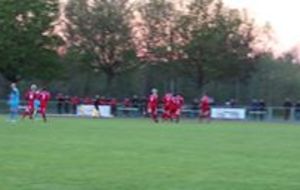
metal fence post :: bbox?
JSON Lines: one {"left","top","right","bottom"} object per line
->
{"left": 267, "top": 107, "right": 273, "bottom": 121}
{"left": 291, "top": 108, "right": 296, "bottom": 121}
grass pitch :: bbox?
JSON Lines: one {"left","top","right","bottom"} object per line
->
{"left": 0, "top": 117, "right": 300, "bottom": 190}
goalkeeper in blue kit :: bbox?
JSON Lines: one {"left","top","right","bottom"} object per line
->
{"left": 8, "top": 83, "right": 20, "bottom": 123}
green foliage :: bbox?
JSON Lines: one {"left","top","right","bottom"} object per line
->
{"left": 65, "top": 0, "right": 139, "bottom": 90}
{"left": 136, "top": 0, "right": 258, "bottom": 93}
{"left": 247, "top": 53, "right": 300, "bottom": 105}
{"left": 178, "top": 0, "right": 257, "bottom": 87}
{"left": 138, "top": 0, "right": 180, "bottom": 61}
{"left": 0, "top": 0, "right": 62, "bottom": 82}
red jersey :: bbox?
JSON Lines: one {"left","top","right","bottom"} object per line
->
{"left": 176, "top": 95, "right": 184, "bottom": 108}
{"left": 110, "top": 98, "right": 117, "bottom": 106}
{"left": 124, "top": 98, "right": 131, "bottom": 107}
{"left": 200, "top": 96, "right": 211, "bottom": 111}
{"left": 83, "top": 97, "right": 93, "bottom": 105}
{"left": 71, "top": 96, "right": 81, "bottom": 105}
{"left": 25, "top": 91, "right": 37, "bottom": 107}
{"left": 163, "top": 93, "right": 172, "bottom": 109}
{"left": 99, "top": 98, "right": 107, "bottom": 105}
{"left": 148, "top": 94, "right": 158, "bottom": 108}
{"left": 39, "top": 91, "right": 51, "bottom": 108}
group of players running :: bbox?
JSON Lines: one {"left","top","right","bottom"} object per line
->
{"left": 8, "top": 83, "right": 51, "bottom": 123}
{"left": 8, "top": 83, "right": 210, "bottom": 124}
{"left": 147, "top": 89, "right": 212, "bottom": 123}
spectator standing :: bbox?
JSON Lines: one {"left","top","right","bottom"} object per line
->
{"left": 56, "top": 93, "right": 64, "bottom": 114}
{"left": 123, "top": 98, "right": 131, "bottom": 117}
{"left": 64, "top": 95, "right": 71, "bottom": 114}
{"left": 70, "top": 96, "right": 81, "bottom": 115}
{"left": 283, "top": 98, "right": 293, "bottom": 121}
{"left": 258, "top": 99, "right": 266, "bottom": 121}
{"left": 99, "top": 96, "right": 107, "bottom": 105}
{"left": 110, "top": 98, "right": 118, "bottom": 117}
{"left": 132, "top": 95, "right": 139, "bottom": 107}
{"left": 140, "top": 96, "right": 148, "bottom": 117}
{"left": 132, "top": 95, "right": 139, "bottom": 117}
{"left": 230, "top": 99, "right": 237, "bottom": 108}
{"left": 83, "top": 97, "right": 93, "bottom": 105}
{"left": 295, "top": 101, "right": 300, "bottom": 120}
{"left": 191, "top": 98, "right": 199, "bottom": 118}
{"left": 250, "top": 99, "right": 259, "bottom": 120}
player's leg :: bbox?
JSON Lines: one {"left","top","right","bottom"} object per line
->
{"left": 204, "top": 110, "right": 211, "bottom": 123}
{"left": 175, "top": 109, "right": 181, "bottom": 123}
{"left": 198, "top": 110, "right": 201, "bottom": 122}
{"left": 169, "top": 109, "right": 175, "bottom": 122}
{"left": 199, "top": 109, "right": 205, "bottom": 122}
{"left": 21, "top": 111, "right": 27, "bottom": 120}
{"left": 9, "top": 105, "right": 18, "bottom": 122}
{"left": 25, "top": 105, "right": 34, "bottom": 120}
{"left": 151, "top": 107, "right": 159, "bottom": 123}
{"left": 162, "top": 107, "right": 170, "bottom": 121}
{"left": 22, "top": 107, "right": 29, "bottom": 120}
{"left": 33, "top": 108, "right": 38, "bottom": 119}
{"left": 40, "top": 107, "right": 47, "bottom": 122}
{"left": 162, "top": 109, "right": 167, "bottom": 120}
{"left": 29, "top": 108, "right": 34, "bottom": 120}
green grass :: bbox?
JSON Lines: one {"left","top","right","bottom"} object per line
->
{"left": 0, "top": 117, "right": 300, "bottom": 190}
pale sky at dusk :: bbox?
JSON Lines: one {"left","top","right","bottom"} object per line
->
{"left": 223, "top": 0, "right": 300, "bottom": 54}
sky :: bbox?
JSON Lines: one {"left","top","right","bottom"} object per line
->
{"left": 223, "top": 0, "right": 300, "bottom": 55}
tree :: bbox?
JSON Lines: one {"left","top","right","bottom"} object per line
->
{"left": 0, "top": 0, "right": 62, "bottom": 82}
{"left": 246, "top": 53, "right": 300, "bottom": 105}
{"left": 177, "top": 0, "right": 258, "bottom": 89}
{"left": 65, "top": 0, "right": 138, "bottom": 91}
{"left": 137, "top": 0, "right": 185, "bottom": 92}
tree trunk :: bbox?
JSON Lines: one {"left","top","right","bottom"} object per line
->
{"left": 83, "top": 72, "right": 92, "bottom": 96}
{"left": 197, "top": 66, "right": 204, "bottom": 89}
{"left": 105, "top": 72, "right": 115, "bottom": 96}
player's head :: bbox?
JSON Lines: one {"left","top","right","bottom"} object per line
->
{"left": 152, "top": 88, "right": 158, "bottom": 95}
{"left": 31, "top": 84, "right": 37, "bottom": 91}
{"left": 11, "top": 83, "right": 16, "bottom": 89}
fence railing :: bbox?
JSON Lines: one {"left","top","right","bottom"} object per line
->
{"left": 1, "top": 100, "right": 299, "bottom": 122}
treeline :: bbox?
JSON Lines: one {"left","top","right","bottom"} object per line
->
{"left": 0, "top": 0, "right": 300, "bottom": 105}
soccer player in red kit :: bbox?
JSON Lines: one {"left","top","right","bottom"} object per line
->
{"left": 162, "top": 93, "right": 172, "bottom": 121}
{"left": 70, "top": 96, "right": 81, "bottom": 115}
{"left": 22, "top": 84, "right": 38, "bottom": 120}
{"left": 174, "top": 94, "right": 185, "bottom": 123}
{"left": 38, "top": 88, "right": 51, "bottom": 122}
{"left": 148, "top": 88, "right": 159, "bottom": 123}
{"left": 200, "top": 94, "right": 211, "bottom": 122}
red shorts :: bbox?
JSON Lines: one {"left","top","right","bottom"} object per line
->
{"left": 148, "top": 106, "right": 157, "bottom": 115}
{"left": 201, "top": 108, "right": 211, "bottom": 117}
{"left": 40, "top": 107, "right": 47, "bottom": 114}
{"left": 175, "top": 108, "right": 181, "bottom": 116}
{"left": 27, "top": 104, "right": 34, "bottom": 113}
{"left": 170, "top": 107, "right": 176, "bottom": 114}
{"left": 164, "top": 105, "right": 171, "bottom": 111}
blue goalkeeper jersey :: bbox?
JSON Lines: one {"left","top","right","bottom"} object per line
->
{"left": 9, "top": 88, "right": 20, "bottom": 107}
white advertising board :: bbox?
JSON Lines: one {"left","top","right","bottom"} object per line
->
{"left": 211, "top": 108, "right": 246, "bottom": 120}
{"left": 77, "top": 105, "right": 113, "bottom": 118}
